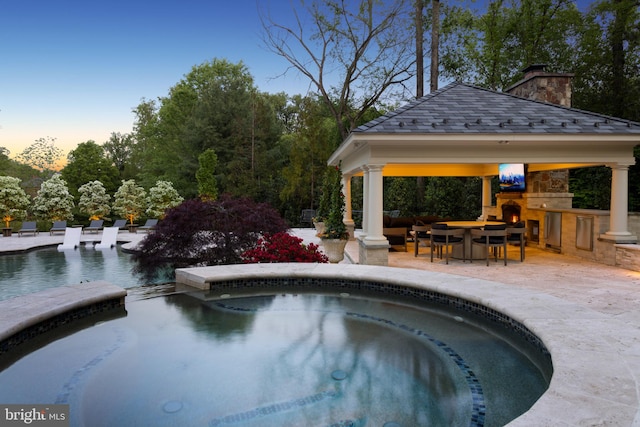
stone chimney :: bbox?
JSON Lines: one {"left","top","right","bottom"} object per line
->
{"left": 497, "top": 65, "right": 575, "bottom": 235}
{"left": 505, "top": 64, "right": 574, "bottom": 107}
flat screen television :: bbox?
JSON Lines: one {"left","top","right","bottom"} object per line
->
{"left": 499, "top": 163, "right": 526, "bottom": 192}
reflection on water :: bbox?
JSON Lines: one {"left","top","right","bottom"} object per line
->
{"left": 0, "top": 291, "right": 550, "bottom": 427}
{"left": 0, "top": 245, "right": 165, "bottom": 301}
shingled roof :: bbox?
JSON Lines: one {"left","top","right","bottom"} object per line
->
{"left": 353, "top": 81, "right": 640, "bottom": 135}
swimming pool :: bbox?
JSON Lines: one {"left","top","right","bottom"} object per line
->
{"left": 0, "top": 287, "right": 551, "bottom": 426}
{"left": 0, "top": 245, "right": 165, "bottom": 301}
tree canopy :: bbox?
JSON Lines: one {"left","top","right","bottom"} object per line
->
{"left": 130, "top": 59, "right": 285, "bottom": 201}
{"left": 33, "top": 175, "right": 75, "bottom": 221}
{"left": 112, "top": 179, "right": 147, "bottom": 224}
{"left": 0, "top": 176, "right": 31, "bottom": 227}
{"left": 103, "top": 132, "right": 134, "bottom": 178}
{"left": 146, "top": 180, "right": 184, "bottom": 219}
{"left": 15, "top": 137, "right": 63, "bottom": 177}
{"left": 0, "top": 147, "right": 42, "bottom": 186}
{"left": 60, "top": 141, "right": 120, "bottom": 198}
{"left": 261, "top": 0, "right": 415, "bottom": 140}
{"left": 196, "top": 149, "right": 219, "bottom": 201}
{"left": 4, "top": 0, "right": 638, "bottom": 222}
{"left": 440, "top": 0, "right": 584, "bottom": 90}
{"left": 78, "top": 180, "right": 112, "bottom": 220}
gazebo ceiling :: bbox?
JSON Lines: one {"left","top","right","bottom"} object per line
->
{"left": 329, "top": 82, "right": 640, "bottom": 177}
{"left": 377, "top": 163, "right": 600, "bottom": 178}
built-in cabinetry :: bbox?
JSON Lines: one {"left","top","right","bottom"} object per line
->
{"left": 528, "top": 208, "right": 613, "bottom": 262}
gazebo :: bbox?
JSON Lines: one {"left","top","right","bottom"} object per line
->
{"left": 327, "top": 68, "right": 640, "bottom": 266}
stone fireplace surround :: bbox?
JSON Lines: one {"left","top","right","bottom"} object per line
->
{"left": 501, "top": 201, "right": 522, "bottom": 225}
{"left": 490, "top": 169, "right": 574, "bottom": 232}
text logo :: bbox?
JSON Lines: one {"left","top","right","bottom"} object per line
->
{"left": 0, "top": 405, "right": 69, "bottom": 426}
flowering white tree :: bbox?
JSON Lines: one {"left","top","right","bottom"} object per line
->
{"left": 78, "top": 180, "right": 111, "bottom": 220}
{"left": 112, "top": 179, "right": 147, "bottom": 224}
{"left": 33, "top": 175, "right": 75, "bottom": 221}
{"left": 146, "top": 180, "right": 183, "bottom": 219}
{"left": 15, "top": 136, "right": 63, "bottom": 177}
{"left": 0, "top": 176, "right": 31, "bottom": 228}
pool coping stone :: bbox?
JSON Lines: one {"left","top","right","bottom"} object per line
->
{"left": 0, "top": 281, "right": 127, "bottom": 343}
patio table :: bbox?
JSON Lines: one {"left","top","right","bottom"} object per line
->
{"left": 437, "top": 221, "right": 505, "bottom": 260}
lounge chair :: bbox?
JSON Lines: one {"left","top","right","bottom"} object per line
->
{"left": 112, "top": 219, "right": 127, "bottom": 230}
{"left": 95, "top": 226, "right": 119, "bottom": 249}
{"left": 383, "top": 227, "right": 408, "bottom": 252}
{"left": 84, "top": 219, "right": 104, "bottom": 234}
{"left": 57, "top": 227, "right": 82, "bottom": 250}
{"left": 299, "top": 209, "right": 315, "bottom": 228}
{"left": 50, "top": 220, "right": 67, "bottom": 235}
{"left": 138, "top": 219, "right": 158, "bottom": 232}
{"left": 18, "top": 221, "right": 38, "bottom": 236}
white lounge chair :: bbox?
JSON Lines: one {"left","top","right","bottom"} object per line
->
{"left": 95, "top": 226, "right": 119, "bottom": 249}
{"left": 57, "top": 227, "right": 82, "bottom": 251}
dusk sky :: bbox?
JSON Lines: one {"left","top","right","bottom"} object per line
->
{"left": 1, "top": 0, "right": 594, "bottom": 160}
{"left": 0, "top": 0, "right": 311, "bottom": 158}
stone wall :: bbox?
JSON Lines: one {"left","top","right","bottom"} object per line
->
{"left": 616, "top": 245, "right": 640, "bottom": 272}
{"left": 527, "top": 170, "right": 569, "bottom": 193}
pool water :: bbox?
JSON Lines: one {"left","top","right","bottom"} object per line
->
{"left": 0, "top": 245, "right": 164, "bottom": 301}
{"left": 0, "top": 290, "right": 551, "bottom": 426}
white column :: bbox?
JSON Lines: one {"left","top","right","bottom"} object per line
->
{"left": 342, "top": 173, "right": 355, "bottom": 239}
{"left": 361, "top": 166, "right": 369, "bottom": 237}
{"left": 364, "top": 164, "right": 387, "bottom": 243}
{"left": 605, "top": 164, "right": 632, "bottom": 237}
{"left": 479, "top": 176, "right": 493, "bottom": 220}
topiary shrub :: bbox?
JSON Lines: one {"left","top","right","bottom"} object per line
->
{"left": 241, "top": 232, "right": 328, "bottom": 263}
{"left": 318, "top": 164, "right": 348, "bottom": 240}
{"left": 133, "top": 194, "right": 289, "bottom": 280}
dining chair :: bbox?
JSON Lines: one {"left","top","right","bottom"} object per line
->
{"left": 412, "top": 224, "right": 431, "bottom": 257}
{"left": 471, "top": 224, "right": 508, "bottom": 266}
{"left": 430, "top": 223, "right": 465, "bottom": 264}
{"left": 507, "top": 221, "right": 526, "bottom": 262}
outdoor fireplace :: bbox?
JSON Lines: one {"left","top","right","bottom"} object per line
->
{"left": 502, "top": 201, "right": 521, "bottom": 225}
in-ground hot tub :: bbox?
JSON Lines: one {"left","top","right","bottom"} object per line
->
{"left": 0, "top": 282, "right": 551, "bottom": 426}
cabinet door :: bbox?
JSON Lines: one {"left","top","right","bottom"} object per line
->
{"left": 576, "top": 216, "right": 593, "bottom": 251}
{"left": 544, "top": 212, "right": 562, "bottom": 248}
